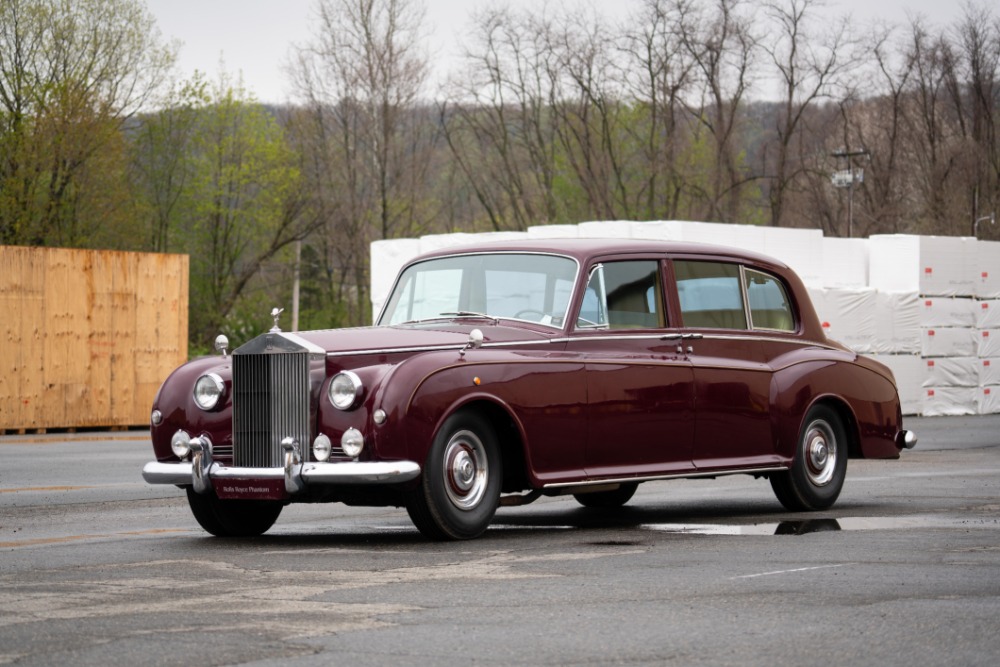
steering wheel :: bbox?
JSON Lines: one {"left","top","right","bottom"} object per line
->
{"left": 513, "top": 309, "right": 547, "bottom": 321}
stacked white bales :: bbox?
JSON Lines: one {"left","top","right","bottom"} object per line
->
{"left": 368, "top": 223, "right": 999, "bottom": 415}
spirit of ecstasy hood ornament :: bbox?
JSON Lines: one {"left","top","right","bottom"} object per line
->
{"left": 270, "top": 307, "right": 284, "bottom": 333}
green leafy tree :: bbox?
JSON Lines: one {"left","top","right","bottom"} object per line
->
{"left": 0, "top": 0, "right": 174, "bottom": 246}
{"left": 182, "top": 76, "right": 314, "bottom": 344}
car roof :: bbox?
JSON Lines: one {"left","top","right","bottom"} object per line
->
{"left": 414, "top": 237, "right": 788, "bottom": 270}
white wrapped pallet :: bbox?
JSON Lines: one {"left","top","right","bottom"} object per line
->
{"left": 527, "top": 224, "right": 580, "bottom": 238}
{"left": 820, "top": 237, "right": 869, "bottom": 288}
{"left": 922, "top": 357, "right": 978, "bottom": 387}
{"left": 683, "top": 222, "right": 767, "bottom": 254}
{"left": 920, "top": 297, "right": 976, "bottom": 327}
{"left": 370, "top": 238, "right": 422, "bottom": 318}
{"left": 577, "top": 220, "right": 634, "bottom": 238}
{"left": 978, "top": 386, "right": 1000, "bottom": 414}
{"left": 921, "top": 327, "right": 977, "bottom": 357}
{"left": 978, "top": 329, "right": 1000, "bottom": 357}
{"left": 871, "top": 354, "right": 925, "bottom": 415}
{"left": 869, "top": 234, "right": 978, "bottom": 296}
{"left": 418, "top": 232, "right": 482, "bottom": 254}
{"left": 922, "top": 386, "right": 977, "bottom": 416}
{"left": 977, "top": 241, "right": 1000, "bottom": 298}
{"left": 980, "top": 358, "right": 1000, "bottom": 385}
{"left": 763, "top": 227, "right": 825, "bottom": 287}
{"left": 976, "top": 300, "right": 1000, "bottom": 328}
{"left": 874, "top": 291, "right": 921, "bottom": 354}
{"left": 807, "top": 287, "right": 877, "bottom": 353}
{"left": 630, "top": 220, "right": 686, "bottom": 241}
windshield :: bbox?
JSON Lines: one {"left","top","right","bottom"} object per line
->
{"left": 379, "top": 253, "right": 578, "bottom": 328}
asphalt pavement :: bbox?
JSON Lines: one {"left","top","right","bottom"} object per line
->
{"left": 0, "top": 415, "right": 998, "bottom": 666}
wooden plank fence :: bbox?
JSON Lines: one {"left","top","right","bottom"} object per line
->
{"left": 0, "top": 246, "right": 188, "bottom": 432}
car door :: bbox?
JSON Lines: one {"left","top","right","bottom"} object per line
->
{"left": 566, "top": 258, "right": 696, "bottom": 479}
{"left": 670, "top": 258, "right": 779, "bottom": 471}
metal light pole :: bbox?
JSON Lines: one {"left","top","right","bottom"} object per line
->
{"left": 831, "top": 149, "right": 870, "bottom": 238}
{"left": 975, "top": 213, "right": 996, "bottom": 238}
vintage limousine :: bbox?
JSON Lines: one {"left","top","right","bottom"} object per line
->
{"left": 143, "top": 239, "right": 916, "bottom": 539}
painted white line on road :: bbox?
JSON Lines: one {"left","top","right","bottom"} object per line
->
{"left": 731, "top": 564, "right": 849, "bottom": 580}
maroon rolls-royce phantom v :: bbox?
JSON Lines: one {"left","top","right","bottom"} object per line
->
{"left": 143, "top": 239, "right": 916, "bottom": 539}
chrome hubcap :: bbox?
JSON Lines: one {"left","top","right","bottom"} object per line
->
{"left": 443, "top": 430, "right": 488, "bottom": 510}
{"left": 803, "top": 419, "right": 837, "bottom": 486}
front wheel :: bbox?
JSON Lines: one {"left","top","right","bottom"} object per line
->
{"left": 406, "top": 411, "right": 502, "bottom": 540}
{"left": 186, "top": 488, "right": 283, "bottom": 537}
{"left": 770, "top": 405, "right": 848, "bottom": 511}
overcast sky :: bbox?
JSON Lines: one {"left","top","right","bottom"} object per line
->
{"left": 146, "top": 0, "right": 972, "bottom": 105}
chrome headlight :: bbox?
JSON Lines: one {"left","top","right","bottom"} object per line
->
{"left": 341, "top": 427, "right": 364, "bottom": 458}
{"left": 328, "top": 371, "right": 363, "bottom": 410}
{"left": 171, "top": 430, "right": 192, "bottom": 458}
{"left": 193, "top": 373, "right": 225, "bottom": 410}
{"left": 313, "top": 434, "right": 332, "bottom": 462}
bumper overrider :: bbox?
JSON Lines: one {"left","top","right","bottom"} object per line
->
{"left": 142, "top": 435, "right": 421, "bottom": 498}
{"left": 896, "top": 429, "right": 918, "bottom": 449}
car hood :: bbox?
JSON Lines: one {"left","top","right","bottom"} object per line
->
{"left": 288, "top": 320, "right": 557, "bottom": 355}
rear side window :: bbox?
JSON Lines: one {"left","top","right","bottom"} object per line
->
{"left": 674, "top": 261, "right": 747, "bottom": 330}
{"left": 745, "top": 269, "right": 795, "bottom": 331}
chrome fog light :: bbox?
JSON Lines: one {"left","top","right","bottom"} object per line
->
{"left": 193, "top": 373, "right": 225, "bottom": 410}
{"left": 171, "top": 430, "right": 192, "bottom": 458}
{"left": 313, "top": 434, "right": 332, "bottom": 462}
{"left": 328, "top": 371, "right": 363, "bottom": 410}
{"left": 341, "top": 428, "right": 364, "bottom": 458}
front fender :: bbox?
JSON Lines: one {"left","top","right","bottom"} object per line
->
{"left": 372, "top": 349, "right": 588, "bottom": 485}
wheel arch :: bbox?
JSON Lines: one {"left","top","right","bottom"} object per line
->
{"left": 807, "top": 395, "right": 862, "bottom": 459}
{"left": 443, "top": 397, "right": 530, "bottom": 494}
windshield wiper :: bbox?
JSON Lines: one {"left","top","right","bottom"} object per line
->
{"left": 440, "top": 311, "right": 500, "bottom": 325}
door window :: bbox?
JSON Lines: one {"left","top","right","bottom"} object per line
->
{"left": 674, "top": 261, "right": 748, "bottom": 330}
{"left": 578, "top": 261, "right": 663, "bottom": 329}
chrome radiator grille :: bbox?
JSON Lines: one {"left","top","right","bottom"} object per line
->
{"left": 232, "top": 350, "right": 311, "bottom": 467}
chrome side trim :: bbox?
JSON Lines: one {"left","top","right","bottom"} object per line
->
{"left": 327, "top": 338, "right": 559, "bottom": 357}
{"left": 542, "top": 465, "right": 789, "bottom": 489}
{"left": 141, "top": 460, "right": 422, "bottom": 488}
{"left": 325, "top": 332, "right": 837, "bottom": 358}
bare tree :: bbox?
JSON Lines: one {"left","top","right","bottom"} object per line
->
{"left": 442, "top": 5, "right": 562, "bottom": 230}
{"left": 761, "top": 0, "right": 860, "bottom": 228}
{"left": 676, "top": 0, "right": 758, "bottom": 222}
{"left": 620, "top": 0, "right": 696, "bottom": 219}
{"left": 291, "top": 0, "right": 432, "bottom": 326}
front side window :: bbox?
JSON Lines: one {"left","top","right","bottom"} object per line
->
{"left": 745, "top": 269, "right": 795, "bottom": 331}
{"left": 379, "top": 253, "right": 577, "bottom": 328}
{"left": 675, "top": 260, "right": 747, "bottom": 330}
{"left": 578, "top": 260, "right": 663, "bottom": 329}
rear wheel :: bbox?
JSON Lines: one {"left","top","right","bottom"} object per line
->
{"left": 186, "top": 488, "right": 283, "bottom": 537}
{"left": 770, "top": 405, "right": 847, "bottom": 511}
{"left": 406, "top": 411, "right": 502, "bottom": 540}
{"left": 573, "top": 482, "right": 639, "bottom": 508}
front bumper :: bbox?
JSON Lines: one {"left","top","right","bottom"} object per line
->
{"left": 142, "top": 436, "right": 420, "bottom": 497}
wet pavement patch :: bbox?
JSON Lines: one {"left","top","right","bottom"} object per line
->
{"left": 641, "top": 515, "right": 1000, "bottom": 536}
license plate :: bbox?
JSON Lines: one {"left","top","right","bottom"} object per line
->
{"left": 213, "top": 477, "right": 288, "bottom": 500}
